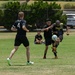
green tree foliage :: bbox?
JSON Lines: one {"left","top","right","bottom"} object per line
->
{"left": 28, "top": 1, "right": 65, "bottom": 28}
{"left": 1, "top": 1, "right": 66, "bottom": 30}
{"left": 64, "top": 3, "right": 75, "bottom": 9}
{"left": 36, "top": 0, "right": 74, "bottom": 1}
{"left": 3, "top": 1, "right": 20, "bottom": 29}
{"left": 60, "top": 14, "right": 67, "bottom": 25}
{"left": 0, "top": 10, "right": 4, "bottom": 26}
{"left": 0, "top": 0, "right": 74, "bottom": 2}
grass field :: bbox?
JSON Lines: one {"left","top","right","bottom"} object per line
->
{"left": 0, "top": 32, "right": 75, "bottom": 75}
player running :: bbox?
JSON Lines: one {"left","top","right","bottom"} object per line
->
{"left": 52, "top": 20, "right": 64, "bottom": 59}
{"left": 7, "top": 11, "right": 34, "bottom": 66}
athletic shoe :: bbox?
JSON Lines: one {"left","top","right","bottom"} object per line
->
{"left": 43, "top": 56, "right": 46, "bottom": 59}
{"left": 27, "top": 61, "right": 34, "bottom": 65}
{"left": 67, "top": 33, "right": 69, "bottom": 35}
{"left": 55, "top": 56, "right": 58, "bottom": 59}
{"left": 7, "top": 58, "right": 11, "bottom": 66}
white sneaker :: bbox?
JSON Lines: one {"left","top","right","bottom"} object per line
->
{"left": 7, "top": 58, "right": 11, "bottom": 66}
{"left": 27, "top": 61, "right": 34, "bottom": 65}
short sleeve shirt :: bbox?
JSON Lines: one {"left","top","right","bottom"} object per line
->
{"left": 53, "top": 23, "right": 64, "bottom": 36}
{"left": 44, "top": 25, "right": 52, "bottom": 39}
{"left": 13, "top": 19, "right": 26, "bottom": 36}
{"left": 35, "top": 34, "right": 42, "bottom": 42}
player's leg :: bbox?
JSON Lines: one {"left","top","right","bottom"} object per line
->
{"left": 9, "top": 46, "right": 19, "bottom": 59}
{"left": 35, "top": 40, "right": 40, "bottom": 44}
{"left": 23, "top": 36, "right": 34, "bottom": 65}
{"left": 39, "top": 40, "right": 41, "bottom": 43}
{"left": 43, "top": 46, "right": 48, "bottom": 59}
{"left": 7, "top": 46, "right": 19, "bottom": 66}
{"left": 43, "top": 38, "right": 51, "bottom": 59}
{"left": 7, "top": 36, "right": 21, "bottom": 66}
{"left": 26, "top": 46, "right": 30, "bottom": 63}
{"left": 52, "top": 39, "right": 60, "bottom": 59}
{"left": 25, "top": 46, "right": 34, "bottom": 65}
{"left": 9, "top": 35, "right": 21, "bottom": 59}
{"left": 52, "top": 44, "right": 58, "bottom": 59}
{"left": 52, "top": 35, "right": 63, "bottom": 59}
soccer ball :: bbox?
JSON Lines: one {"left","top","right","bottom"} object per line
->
{"left": 52, "top": 35, "right": 57, "bottom": 41}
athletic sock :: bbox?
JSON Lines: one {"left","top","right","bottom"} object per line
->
{"left": 54, "top": 52, "right": 57, "bottom": 57}
{"left": 27, "top": 61, "right": 29, "bottom": 63}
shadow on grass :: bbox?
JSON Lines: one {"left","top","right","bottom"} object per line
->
{"left": 42, "top": 57, "right": 62, "bottom": 60}
{"left": 11, "top": 64, "right": 26, "bottom": 66}
{"left": 11, "top": 64, "right": 34, "bottom": 66}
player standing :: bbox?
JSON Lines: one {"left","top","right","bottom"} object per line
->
{"left": 7, "top": 11, "right": 34, "bottom": 66}
{"left": 42, "top": 19, "right": 53, "bottom": 59}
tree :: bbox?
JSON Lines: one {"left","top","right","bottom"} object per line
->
{"left": 2, "top": 1, "right": 66, "bottom": 31}
{"left": 3, "top": 1, "right": 20, "bottom": 29}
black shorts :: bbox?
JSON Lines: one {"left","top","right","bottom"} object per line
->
{"left": 45, "top": 38, "right": 52, "bottom": 46}
{"left": 14, "top": 35, "right": 29, "bottom": 47}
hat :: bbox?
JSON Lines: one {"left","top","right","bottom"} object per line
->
{"left": 46, "top": 18, "right": 51, "bottom": 22}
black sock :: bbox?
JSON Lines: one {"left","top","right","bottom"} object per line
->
{"left": 27, "top": 61, "right": 29, "bottom": 63}
{"left": 44, "top": 53, "right": 46, "bottom": 56}
{"left": 54, "top": 52, "right": 57, "bottom": 57}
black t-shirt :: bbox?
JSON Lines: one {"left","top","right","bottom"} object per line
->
{"left": 13, "top": 19, "right": 26, "bottom": 36}
{"left": 53, "top": 23, "right": 63, "bottom": 36}
{"left": 35, "top": 34, "right": 42, "bottom": 42}
{"left": 44, "top": 25, "right": 52, "bottom": 39}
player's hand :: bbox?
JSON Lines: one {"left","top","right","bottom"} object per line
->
{"left": 27, "top": 30, "right": 29, "bottom": 32}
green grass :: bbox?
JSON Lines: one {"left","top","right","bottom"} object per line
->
{"left": 0, "top": 32, "right": 75, "bottom": 75}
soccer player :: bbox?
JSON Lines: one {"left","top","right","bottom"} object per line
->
{"left": 7, "top": 11, "right": 34, "bottom": 66}
{"left": 52, "top": 20, "right": 64, "bottom": 59}
{"left": 42, "top": 19, "right": 53, "bottom": 59}
{"left": 34, "top": 31, "right": 44, "bottom": 44}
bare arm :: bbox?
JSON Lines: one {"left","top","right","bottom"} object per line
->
{"left": 42, "top": 24, "right": 54, "bottom": 31}
{"left": 36, "top": 38, "right": 39, "bottom": 41}
{"left": 46, "top": 24, "right": 54, "bottom": 30}
{"left": 22, "top": 25, "right": 29, "bottom": 32}
{"left": 11, "top": 25, "right": 17, "bottom": 31}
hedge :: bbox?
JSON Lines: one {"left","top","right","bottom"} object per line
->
{"left": 64, "top": 3, "right": 75, "bottom": 9}
{"left": 0, "top": 1, "right": 67, "bottom": 31}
